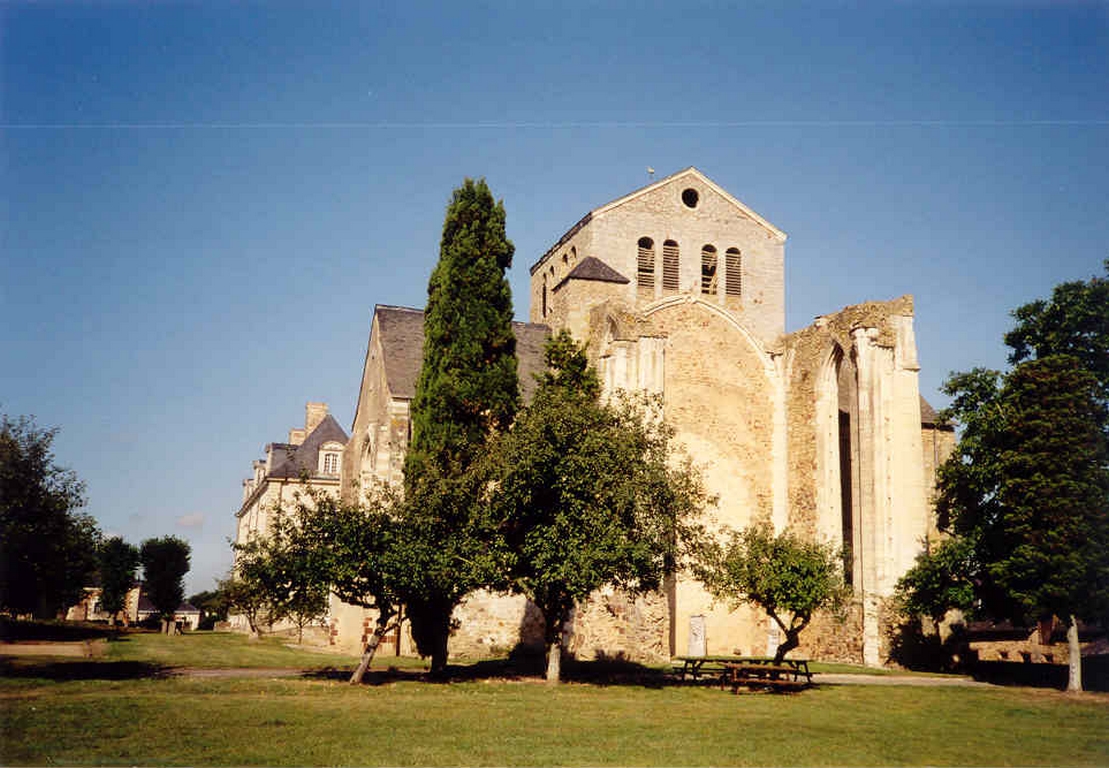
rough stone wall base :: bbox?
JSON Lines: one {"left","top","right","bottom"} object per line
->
{"left": 568, "top": 589, "right": 670, "bottom": 663}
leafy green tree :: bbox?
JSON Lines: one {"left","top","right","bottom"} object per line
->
{"left": 894, "top": 535, "right": 978, "bottom": 627}
{"left": 698, "top": 522, "right": 850, "bottom": 664}
{"left": 263, "top": 503, "right": 330, "bottom": 644}
{"left": 493, "top": 332, "right": 710, "bottom": 682}
{"left": 223, "top": 549, "right": 276, "bottom": 639}
{"left": 1005, "top": 260, "right": 1109, "bottom": 407}
{"left": 403, "top": 178, "right": 518, "bottom": 673}
{"left": 98, "top": 536, "right": 139, "bottom": 626}
{"left": 187, "top": 588, "right": 230, "bottom": 630}
{"left": 293, "top": 484, "right": 409, "bottom": 683}
{"left": 937, "top": 355, "right": 1109, "bottom": 691}
{"left": 140, "top": 536, "right": 191, "bottom": 634}
{"left": 0, "top": 414, "right": 100, "bottom": 618}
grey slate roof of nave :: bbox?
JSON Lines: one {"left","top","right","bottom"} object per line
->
{"left": 374, "top": 305, "right": 551, "bottom": 402}
{"left": 373, "top": 308, "right": 948, "bottom": 428}
{"left": 919, "top": 396, "right": 950, "bottom": 427}
{"left": 268, "top": 413, "right": 350, "bottom": 478}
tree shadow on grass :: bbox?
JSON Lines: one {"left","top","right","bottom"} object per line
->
{"left": 0, "top": 619, "right": 118, "bottom": 643}
{"left": 312, "top": 650, "right": 673, "bottom": 688}
{"left": 0, "top": 657, "right": 173, "bottom": 681}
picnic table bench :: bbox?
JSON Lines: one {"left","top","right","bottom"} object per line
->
{"left": 674, "top": 656, "right": 813, "bottom": 693}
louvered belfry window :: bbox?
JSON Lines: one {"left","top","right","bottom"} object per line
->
{"left": 637, "top": 237, "right": 655, "bottom": 293}
{"left": 662, "top": 240, "right": 680, "bottom": 292}
{"left": 725, "top": 248, "right": 742, "bottom": 297}
{"left": 701, "top": 245, "right": 718, "bottom": 296}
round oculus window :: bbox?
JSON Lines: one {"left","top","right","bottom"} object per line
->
{"left": 681, "top": 188, "right": 699, "bottom": 209}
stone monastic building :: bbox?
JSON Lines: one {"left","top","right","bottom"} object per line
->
{"left": 338, "top": 167, "right": 954, "bottom": 665}
{"left": 231, "top": 403, "right": 348, "bottom": 635}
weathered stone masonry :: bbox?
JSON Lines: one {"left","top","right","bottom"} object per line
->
{"left": 334, "top": 167, "right": 953, "bottom": 665}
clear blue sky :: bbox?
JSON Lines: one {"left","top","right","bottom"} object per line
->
{"left": 3, "top": 1, "right": 1107, "bottom": 594}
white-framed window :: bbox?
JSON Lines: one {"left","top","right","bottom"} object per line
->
{"left": 319, "top": 441, "right": 344, "bottom": 476}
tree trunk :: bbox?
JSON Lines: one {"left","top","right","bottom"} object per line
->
{"left": 349, "top": 614, "right": 394, "bottom": 685}
{"left": 1066, "top": 614, "right": 1083, "bottom": 692}
{"left": 546, "top": 638, "right": 562, "bottom": 684}
{"left": 429, "top": 631, "right": 449, "bottom": 676}
{"left": 772, "top": 614, "right": 807, "bottom": 664}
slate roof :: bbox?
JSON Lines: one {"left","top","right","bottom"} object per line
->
{"left": 374, "top": 305, "right": 551, "bottom": 402}
{"left": 554, "top": 256, "right": 630, "bottom": 290}
{"left": 136, "top": 595, "right": 199, "bottom": 614}
{"left": 919, "top": 396, "right": 951, "bottom": 427}
{"left": 269, "top": 414, "right": 349, "bottom": 479}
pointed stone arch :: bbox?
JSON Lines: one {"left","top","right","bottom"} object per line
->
{"left": 815, "top": 342, "right": 860, "bottom": 586}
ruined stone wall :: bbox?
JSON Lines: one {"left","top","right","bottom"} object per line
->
{"left": 636, "top": 300, "right": 781, "bottom": 656}
{"left": 567, "top": 589, "right": 670, "bottom": 663}
{"left": 795, "top": 603, "right": 866, "bottom": 664}
{"left": 448, "top": 592, "right": 545, "bottom": 659}
{"left": 782, "top": 295, "right": 921, "bottom": 547}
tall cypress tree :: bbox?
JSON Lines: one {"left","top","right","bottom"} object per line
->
{"left": 403, "top": 178, "right": 518, "bottom": 673}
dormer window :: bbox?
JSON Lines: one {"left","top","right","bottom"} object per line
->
{"left": 319, "top": 441, "right": 344, "bottom": 476}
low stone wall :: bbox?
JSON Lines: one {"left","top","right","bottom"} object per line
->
{"left": 796, "top": 603, "right": 865, "bottom": 664}
{"left": 449, "top": 592, "right": 545, "bottom": 659}
{"left": 568, "top": 589, "right": 669, "bottom": 663}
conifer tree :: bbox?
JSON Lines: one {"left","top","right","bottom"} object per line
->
{"left": 402, "top": 178, "right": 518, "bottom": 673}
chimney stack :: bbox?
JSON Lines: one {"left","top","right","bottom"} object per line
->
{"left": 305, "top": 402, "right": 329, "bottom": 436}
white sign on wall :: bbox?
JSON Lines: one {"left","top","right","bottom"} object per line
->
{"left": 688, "top": 615, "right": 706, "bottom": 657}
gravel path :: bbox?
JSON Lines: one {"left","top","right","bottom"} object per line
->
{"left": 814, "top": 673, "right": 991, "bottom": 687}
{"left": 171, "top": 667, "right": 314, "bottom": 678}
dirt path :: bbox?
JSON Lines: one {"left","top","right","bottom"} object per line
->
{"left": 814, "top": 673, "right": 991, "bottom": 687}
{"left": 170, "top": 667, "right": 310, "bottom": 678}
{"left": 0, "top": 640, "right": 107, "bottom": 658}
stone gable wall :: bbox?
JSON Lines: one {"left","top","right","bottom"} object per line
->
{"left": 530, "top": 175, "right": 785, "bottom": 345}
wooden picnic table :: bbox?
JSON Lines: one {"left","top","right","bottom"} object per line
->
{"left": 674, "top": 656, "right": 813, "bottom": 693}
{"left": 722, "top": 658, "right": 812, "bottom": 693}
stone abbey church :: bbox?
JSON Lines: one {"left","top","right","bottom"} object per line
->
{"left": 243, "top": 167, "right": 953, "bottom": 666}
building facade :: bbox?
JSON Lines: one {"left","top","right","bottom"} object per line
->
{"left": 231, "top": 402, "right": 348, "bottom": 636}
{"left": 347, "top": 168, "right": 955, "bottom": 664}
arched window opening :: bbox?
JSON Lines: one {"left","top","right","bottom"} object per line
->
{"left": 662, "top": 240, "right": 680, "bottom": 292}
{"left": 542, "top": 278, "right": 548, "bottom": 317}
{"left": 725, "top": 248, "right": 742, "bottom": 297}
{"left": 637, "top": 237, "right": 655, "bottom": 293}
{"left": 701, "top": 245, "right": 718, "bottom": 296}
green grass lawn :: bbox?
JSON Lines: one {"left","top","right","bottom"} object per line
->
{"left": 2, "top": 674, "right": 1107, "bottom": 766}
{"left": 104, "top": 630, "right": 365, "bottom": 669}
{"left": 2, "top": 630, "right": 1107, "bottom": 765}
